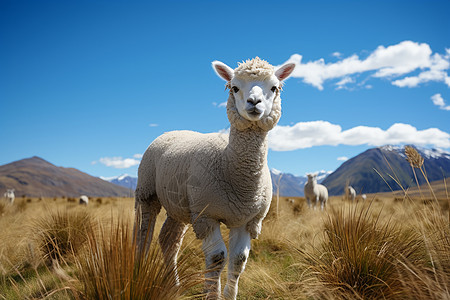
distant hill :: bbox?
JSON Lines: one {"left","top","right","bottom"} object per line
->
{"left": 0, "top": 156, "right": 130, "bottom": 197}
{"left": 322, "top": 145, "right": 450, "bottom": 195}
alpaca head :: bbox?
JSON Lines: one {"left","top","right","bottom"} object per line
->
{"left": 307, "top": 173, "right": 317, "bottom": 184}
{"left": 212, "top": 57, "right": 295, "bottom": 131}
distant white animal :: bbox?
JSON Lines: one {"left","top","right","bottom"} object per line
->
{"left": 304, "top": 174, "right": 328, "bottom": 210}
{"left": 3, "top": 189, "right": 15, "bottom": 204}
{"left": 346, "top": 186, "right": 356, "bottom": 202}
{"left": 79, "top": 195, "right": 89, "bottom": 205}
{"left": 361, "top": 194, "right": 367, "bottom": 201}
{"left": 135, "top": 57, "right": 295, "bottom": 300}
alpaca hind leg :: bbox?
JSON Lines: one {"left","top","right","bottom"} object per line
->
{"left": 134, "top": 194, "right": 161, "bottom": 252}
{"left": 159, "top": 216, "right": 188, "bottom": 285}
{"left": 224, "top": 226, "right": 251, "bottom": 300}
{"left": 202, "top": 221, "right": 227, "bottom": 300}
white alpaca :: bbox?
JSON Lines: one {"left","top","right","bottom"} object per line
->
{"left": 135, "top": 57, "right": 295, "bottom": 300}
{"left": 79, "top": 195, "right": 89, "bottom": 205}
{"left": 3, "top": 189, "right": 15, "bottom": 204}
{"left": 304, "top": 174, "right": 328, "bottom": 210}
{"left": 346, "top": 186, "right": 356, "bottom": 201}
{"left": 361, "top": 194, "right": 367, "bottom": 201}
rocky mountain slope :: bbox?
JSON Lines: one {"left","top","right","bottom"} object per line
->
{"left": 322, "top": 145, "right": 450, "bottom": 195}
{"left": 0, "top": 156, "right": 130, "bottom": 197}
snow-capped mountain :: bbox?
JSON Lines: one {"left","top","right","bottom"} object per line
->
{"left": 380, "top": 145, "right": 450, "bottom": 160}
{"left": 100, "top": 145, "right": 449, "bottom": 198}
{"left": 102, "top": 174, "right": 137, "bottom": 192}
{"left": 270, "top": 169, "right": 331, "bottom": 197}
{"left": 322, "top": 145, "right": 450, "bottom": 195}
{"left": 101, "top": 170, "right": 331, "bottom": 198}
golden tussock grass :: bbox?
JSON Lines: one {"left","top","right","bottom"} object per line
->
{"left": 0, "top": 168, "right": 449, "bottom": 300}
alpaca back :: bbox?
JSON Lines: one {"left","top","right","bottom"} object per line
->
{"left": 137, "top": 130, "right": 228, "bottom": 222}
{"left": 316, "top": 184, "right": 328, "bottom": 202}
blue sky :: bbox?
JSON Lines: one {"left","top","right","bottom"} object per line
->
{"left": 1, "top": 0, "right": 449, "bottom": 179}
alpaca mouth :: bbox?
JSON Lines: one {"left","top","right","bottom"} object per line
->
{"left": 246, "top": 107, "right": 263, "bottom": 116}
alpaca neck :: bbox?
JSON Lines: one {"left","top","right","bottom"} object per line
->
{"left": 224, "top": 125, "right": 269, "bottom": 187}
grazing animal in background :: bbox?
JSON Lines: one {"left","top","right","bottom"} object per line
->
{"left": 3, "top": 189, "right": 15, "bottom": 204}
{"left": 304, "top": 174, "right": 328, "bottom": 210}
{"left": 79, "top": 195, "right": 89, "bottom": 205}
{"left": 134, "top": 57, "right": 295, "bottom": 300}
{"left": 346, "top": 186, "right": 356, "bottom": 202}
{"left": 361, "top": 194, "right": 367, "bottom": 201}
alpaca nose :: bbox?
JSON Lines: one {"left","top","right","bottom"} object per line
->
{"left": 247, "top": 97, "right": 261, "bottom": 105}
{"left": 247, "top": 86, "right": 263, "bottom": 105}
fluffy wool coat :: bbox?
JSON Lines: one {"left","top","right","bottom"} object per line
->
{"left": 136, "top": 88, "right": 280, "bottom": 240}
{"left": 304, "top": 175, "right": 328, "bottom": 209}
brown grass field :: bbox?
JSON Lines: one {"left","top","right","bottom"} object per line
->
{"left": 0, "top": 180, "right": 449, "bottom": 299}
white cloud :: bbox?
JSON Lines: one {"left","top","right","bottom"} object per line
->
{"left": 392, "top": 53, "right": 450, "bottom": 87}
{"left": 98, "top": 156, "right": 140, "bottom": 169}
{"left": 133, "top": 153, "right": 143, "bottom": 159}
{"left": 149, "top": 123, "right": 158, "bottom": 127}
{"left": 213, "top": 101, "right": 227, "bottom": 108}
{"left": 281, "top": 41, "right": 450, "bottom": 90}
{"left": 336, "top": 76, "right": 354, "bottom": 90}
{"left": 337, "top": 156, "right": 349, "bottom": 161}
{"left": 431, "top": 93, "right": 450, "bottom": 111}
{"left": 268, "top": 121, "right": 450, "bottom": 151}
{"left": 332, "top": 52, "right": 343, "bottom": 59}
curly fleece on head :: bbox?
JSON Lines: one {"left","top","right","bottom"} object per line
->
{"left": 234, "top": 57, "right": 274, "bottom": 81}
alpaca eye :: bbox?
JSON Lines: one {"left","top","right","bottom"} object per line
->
{"left": 232, "top": 86, "right": 239, "bottom": 93}
{"left": 271, "top": 86, "right": 277, "bottom": 93}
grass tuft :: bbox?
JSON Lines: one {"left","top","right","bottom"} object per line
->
{"left": 33, "top": 209, "right": 93, "bottom": 263}
{"left": 15, "top": 199, "right": 28, "bottom": 213}
{"left": 301, "top": 202, "right": 424, "bottom": 299}
{"left": 75, "top": 218, "right": 203, "bottom": 300}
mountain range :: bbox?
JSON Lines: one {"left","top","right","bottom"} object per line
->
{"left": 322, "top": 145, "right": 450, "bottom": 195}
{"left": 270, "top": 169, "right": 330, "bottom": 197}
{"left": 0, "top": 156, "right": 130, "bottom": 197}
{"left": 1, "top": 145, "right": 449, "bottom": 198}
{"left": 101, "top": 174, "right": 137, "bottom": 194}
{"left": 105, "top": 145, "right": 450, "bottom": 197}
{"left": 102, "top": 170, "right": 331, "bottom": 198}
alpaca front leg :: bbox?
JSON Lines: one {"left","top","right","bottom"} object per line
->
{"left": 306, "top": 196, "right": 311, "bottom": 208}
{"left": 202, "top": 222, "right": 227, "bottom": 299}
{"left": 224, "top": 226, "right": 251, "bottom": 300}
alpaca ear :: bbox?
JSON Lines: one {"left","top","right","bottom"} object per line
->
{"left": 212, "top": 61, "right": 234, "bottom": 82}
{"left": 275, "top": 63, "right": 295, "bottom": 81}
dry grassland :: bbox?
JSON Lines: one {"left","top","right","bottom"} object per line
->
{"left": 0, "top": 187, "right": 448, "bottom": 299}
